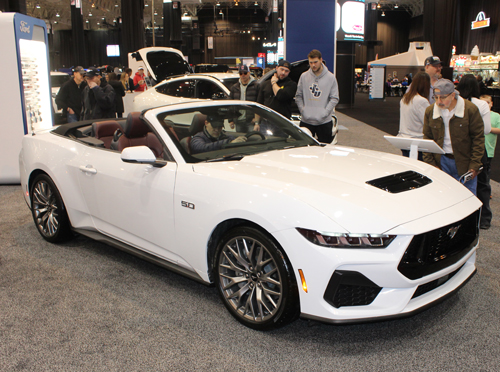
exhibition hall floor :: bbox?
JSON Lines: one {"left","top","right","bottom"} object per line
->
{"left": 1, "top": 113, "right": 499, "bottom": 371}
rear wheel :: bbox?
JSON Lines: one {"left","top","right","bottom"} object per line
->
{"left": 31, "top": 174, "right": 73, "bottom": 243}
{"left": 214, "top": 226, "right": 299, "bottom": 330}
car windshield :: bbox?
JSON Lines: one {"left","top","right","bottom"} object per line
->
{"left": 51, "top": 74, "right": 71, "bottom": 88}
{"left": 157, "top": 104, "right": 318, "bottom": 163}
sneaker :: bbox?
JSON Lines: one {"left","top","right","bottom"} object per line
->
{"left": 480, "top": 223, "right": 490, "bottom": 230}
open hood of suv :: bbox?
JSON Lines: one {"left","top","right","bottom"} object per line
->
{"left": 130, "top": 47, "right": 192, "bottom": 82}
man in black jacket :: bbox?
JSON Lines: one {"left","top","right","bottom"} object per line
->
{"left": 55, "top": 66, "right": 86, "bottom": 123}
{"left": 228, "top": 64, "right": 260, "bottom": 133}
{"left": 257, "top": 59, "right": 297, "bottom": 120}
{"left": 81, "top": 67, "right": 116, "bottom": 121}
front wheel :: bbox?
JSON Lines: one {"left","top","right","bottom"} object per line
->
{"left": 214, "top": 226, "right": 299, "bottom": 330}
{"left": 30, "top": 174, "right": 73, "bottom": 243}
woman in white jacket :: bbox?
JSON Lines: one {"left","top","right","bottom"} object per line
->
{"left": 398, "top": 72, "right": 431, "bottom": 160}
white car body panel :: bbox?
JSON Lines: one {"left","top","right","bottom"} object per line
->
{"left": 20, "top": 101, "right": 482, "bottom": 323}
{"left": 132, "top": 75, "right": 231, "bottom": 112}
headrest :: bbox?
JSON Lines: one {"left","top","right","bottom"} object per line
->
{"left": 93, "top": 120, "right": 121, "bottom": 138}
{"left": 189, "top": 113, "right": 207, "bottom": 136}
{"left": 123, "top": 112, "right": 150, "bottom": 138}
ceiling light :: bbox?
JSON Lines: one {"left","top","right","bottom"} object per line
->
{"left": 219, "top": 9, "right": 223, "bottom": 14}
{"left": 154, "top": 11, "right": 158, "bottom": 15}
{"left": 54, "top": 20, "right": 58, "bottom": 24}
{"left": 255, "top": 1, "right": 258, "bottom": 5}
{"left": 115, "top": 3, "right": 119, "bottom": 7}
{"left": 394, "top": 4, "right": 399, "bottom": 8}
{"left": 92, "top": 3, "right": 95, "bottom": 8}
{"left": 377, "top": 3, "right": 381, "bottom": 8}
{"left": 89, "top": 12, "right": 92, "bottom": 16}
{"left": 216, "top": 1, "right": 220, "bottom": 5}
{"left": 55, "top": 12, "right": 60, "bottom": 17}
{"left": 86, "top": 19, "right": 89, "bottom": 23}
{"left": 36, "top": 3, "right": 40, "bottom": 9}
{"left": 382, "top": 11, "right": 385, "bottom": 16}
{"left": 145, "top": 3, "right": 149, "bottom": 6}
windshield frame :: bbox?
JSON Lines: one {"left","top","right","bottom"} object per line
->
{"left": 155, "top": 103, "right": 319, "bottom": 163}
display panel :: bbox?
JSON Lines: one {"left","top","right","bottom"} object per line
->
{"left": 107, "top": 44, "right": 120, "bottom": 57}
{"left": 336, "top": 0, "right": 365, "bottom": 42}
{"left": 19, "top": 37, "right": 52, "bottom": 132}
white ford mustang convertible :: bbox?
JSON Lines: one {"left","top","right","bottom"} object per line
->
{"left": 19, "top": 101, "right": 481, "bottom": 330}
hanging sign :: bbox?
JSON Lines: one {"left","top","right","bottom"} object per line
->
{"left": 471, "top": 12, "right": 490, "bottom": 30}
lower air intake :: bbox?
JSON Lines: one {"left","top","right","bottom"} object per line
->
{"left": 324, "top": 270, "right": 382, "bottom": 308}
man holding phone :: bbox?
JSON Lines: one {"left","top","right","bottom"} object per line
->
{"left": 422, "top": 79, "right": 484, "bottom": 194}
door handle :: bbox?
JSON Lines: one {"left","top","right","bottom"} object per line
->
{"left": 79, "top": 165, "right": 97, "bottom": 174}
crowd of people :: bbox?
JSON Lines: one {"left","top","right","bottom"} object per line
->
{"left": 397, "top": 55, "right": 500, "bottom": 230}
{"left": 191, "top": 49, "right": 339, "bottom": 153}
{"left": 55, "top": 65, "right": 145, "bottom": 123}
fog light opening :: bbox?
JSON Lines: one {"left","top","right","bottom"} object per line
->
{"left": 298, "top": 269, "right": 308, "bottom": 293}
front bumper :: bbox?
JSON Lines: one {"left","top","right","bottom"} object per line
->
{"left": 273, "top": 207, "right": 479, "bottom": 324}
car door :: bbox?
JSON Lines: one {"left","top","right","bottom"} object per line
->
{"left": 76, "top": 145, "right": 180, "bottom": 264}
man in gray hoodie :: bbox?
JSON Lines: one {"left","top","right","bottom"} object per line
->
{"left": 295, "top": 49, "right": 339, "bottom": 143}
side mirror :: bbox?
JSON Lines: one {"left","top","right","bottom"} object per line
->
{"left": 121, "top": 146, "right": 165, "bottom": 167}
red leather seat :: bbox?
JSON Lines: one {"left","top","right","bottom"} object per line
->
{"left": 115, "top": 112, "right": 163, "bottom": 158}
{"left": 92, "top": 120, "right": 121, "bottom": 149}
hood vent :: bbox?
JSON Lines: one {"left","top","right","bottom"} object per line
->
{"left": 366, "top": 171, "right": 432, "bottom": 193}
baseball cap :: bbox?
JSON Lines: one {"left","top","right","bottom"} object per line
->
{"left": 433, "top": 79, "right": 458, "bottom": 96}
{"left": 138, "top": 67, "right": 144, "bottom": 70}
{"left": 85, "top": 67, "right": 100, "bottom": 78}
{"left": 425, "top": 56, "right": 443, "bottom": 66}
{"left": 238, "top": 64, "right": 250, "bottom": 74}
{"left": 73, "top": 66, "right": 85, "bottom": 74}
{"left": 278, "top": 59, "right": 291, "bottom": 70}
{"left": 207, "top": 114, "right": 224, "bottom": 127}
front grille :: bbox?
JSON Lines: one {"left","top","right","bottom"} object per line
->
{"left": 398, "top": 210, "right": 479, "bottom": 280}
{"left": 366, "top": 171, "right": 432, "bottom": 193}
{"left": 411, "top": 264, "right": 463, "bottom": 299}
{"left": 324, "top": 270, "right": 382, "bottom": 308}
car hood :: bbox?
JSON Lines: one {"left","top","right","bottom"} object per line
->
{"left": 192, "top": 145, "right": 478, "bottom": 233}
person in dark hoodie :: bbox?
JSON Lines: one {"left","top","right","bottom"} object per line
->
{"left": 257, "top": 59, "right": 297, "bottom": 120}
{"left": 295, "top": 49, "right": 339, "bottom": 143}
{"left": 81, "top": 67, "right": 116, "bottom": 120}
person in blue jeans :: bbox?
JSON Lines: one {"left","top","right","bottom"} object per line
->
{"left": 55, "top": 66, "right": 87, "bottom": 123}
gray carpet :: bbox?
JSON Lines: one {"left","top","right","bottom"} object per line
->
{"left": 1, "top": 113, "right": 499, "bottom": 371}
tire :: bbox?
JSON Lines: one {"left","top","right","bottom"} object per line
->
{"left": 214, "top": 226, "right": 299, "bottom": 330}
{"left": 30, "top": 174, "right": 73, "bottom": 243}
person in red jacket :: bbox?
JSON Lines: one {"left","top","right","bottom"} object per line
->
{"left": 133, "top": 67, "right": 147, "bottom": 92}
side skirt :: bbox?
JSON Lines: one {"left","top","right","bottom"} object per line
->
{"left": 73, "top": 228, "right": 209, "bottom": 285}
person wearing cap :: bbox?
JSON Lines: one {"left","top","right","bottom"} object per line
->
{"left": 55, "top": 66, "right": 87, "bottom": 123}
{"left": 228, "top": 64, "right": 260, "bottom": 133}
{"left": 295, "top": 49, "right": 339, "bottom": 143}
{"left": 190, "top": 115, "right": 247, "bottom": 154}
{"left": 81, "top": 67, "right": 116, "bottom": 121}
{"left": 257, "top": 59, "right": 297, "bottom": 120}
{"left": 424, "top": 56, "right": 443, "bottom": 104}
{"left": 422, "top": 79, "right": 484, "bottom": 195}
{"left": 133, "top": 67, "right": 147, "bottom": 92}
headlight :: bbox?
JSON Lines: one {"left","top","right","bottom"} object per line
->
{"left": 296, "top": 228, "right": 396, "bottom": 248}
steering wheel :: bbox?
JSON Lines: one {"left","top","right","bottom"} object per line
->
{"left": 245, "top": 131, "right": 266, "bottom": 140}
